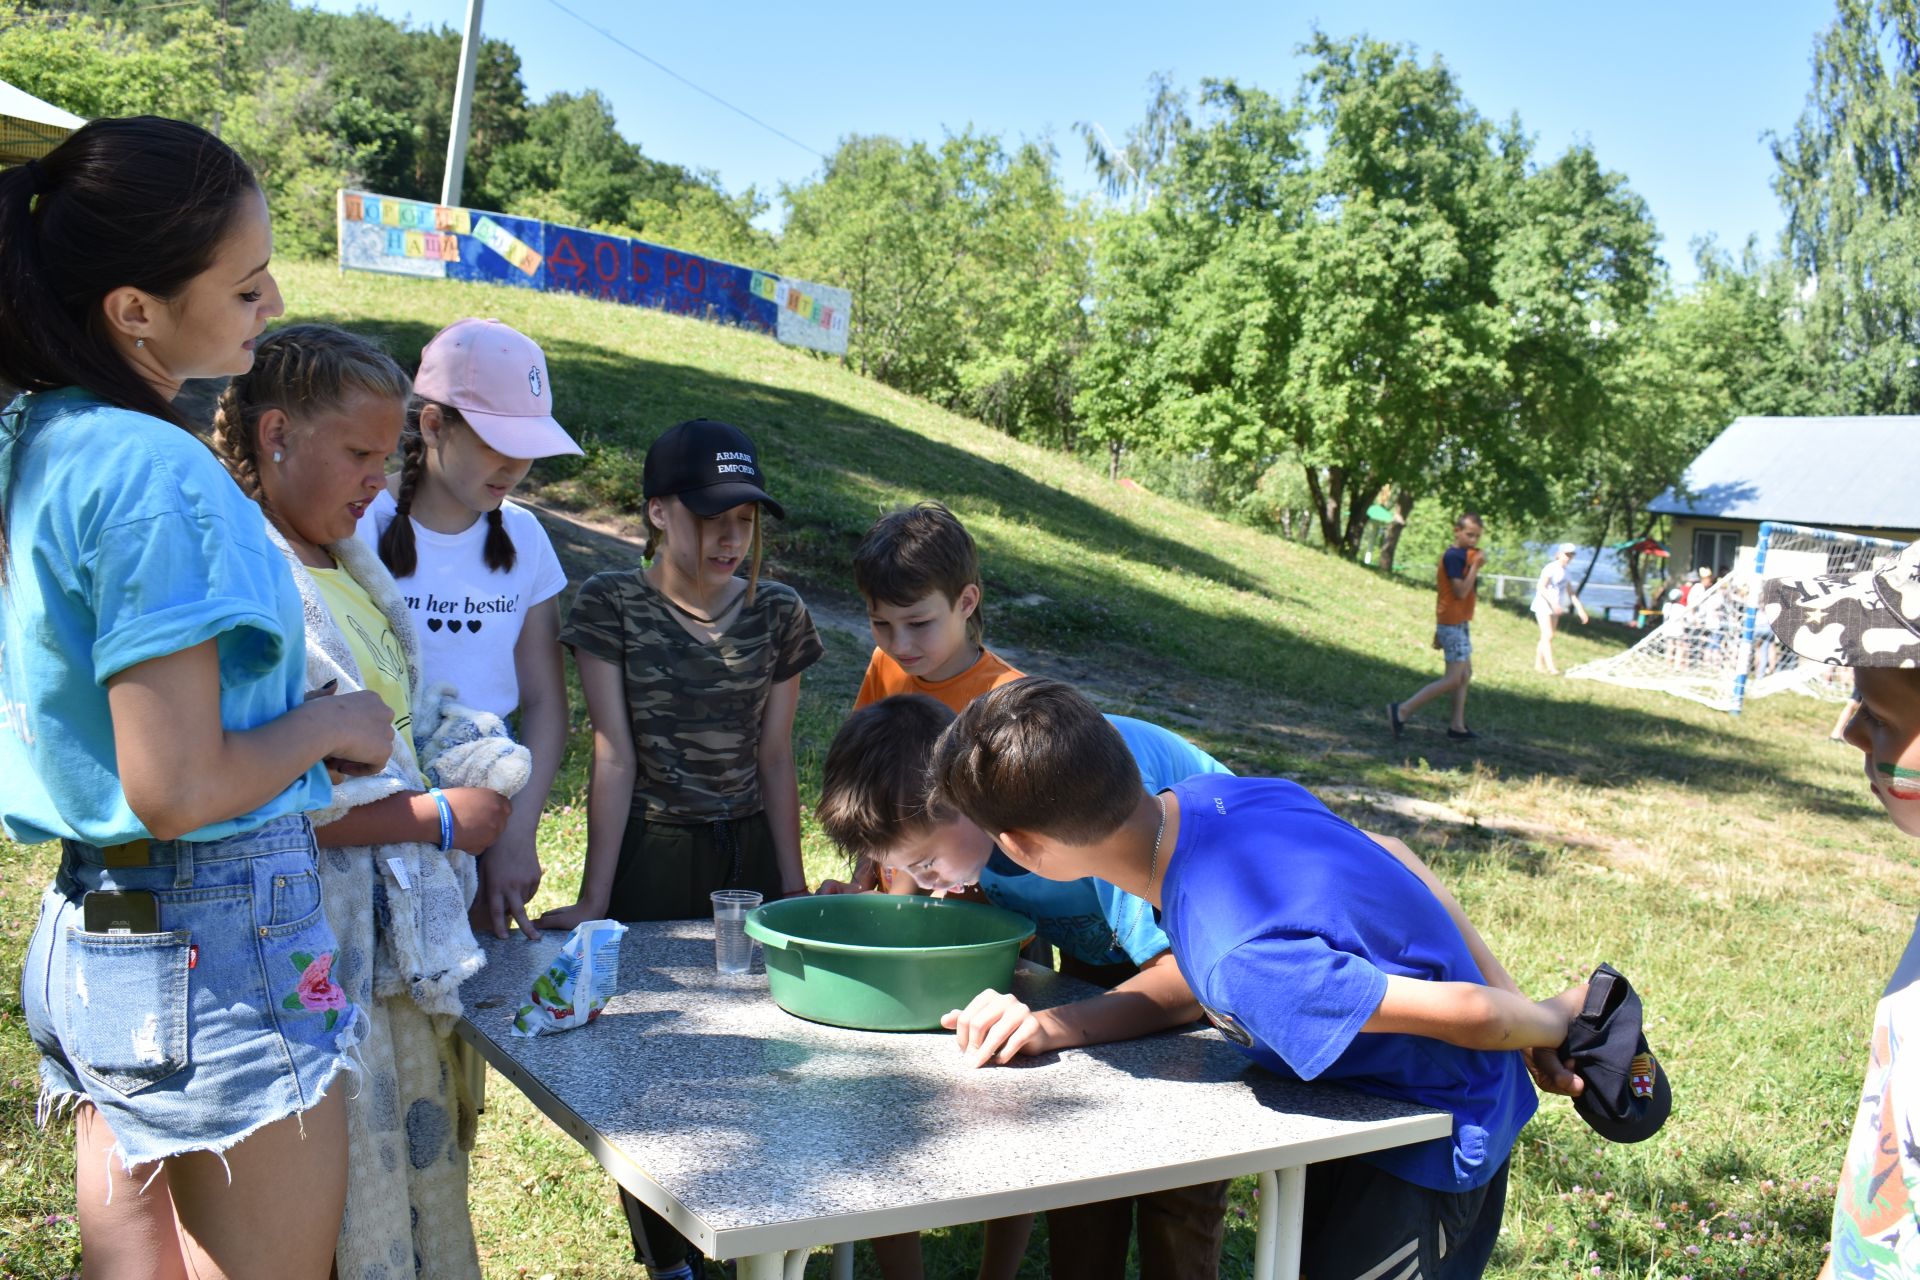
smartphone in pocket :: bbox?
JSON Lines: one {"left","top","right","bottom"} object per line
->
{"left": 82, "top": 890, "right": 159, "bottom": 934}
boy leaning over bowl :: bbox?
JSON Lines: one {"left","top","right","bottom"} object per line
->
{"left": 1759, "top": 541, "right": 1920, "bottom": 1279}
{"left": 926, "top": 677, "right": 1593, "bottom": 1280}
{"left": 816, "top": 692, "right": 1235, "bottom": 1280}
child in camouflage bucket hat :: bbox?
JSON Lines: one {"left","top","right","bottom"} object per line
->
{"left": 1760, "top": 539, "right": 1920, "bottom": 1275}
{"left": 1761, "top": 540, "right": 1920, "bottom": 671}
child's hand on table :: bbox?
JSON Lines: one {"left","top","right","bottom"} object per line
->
{"left": 944, "top": 988, "right": 1048, "bottom": 1068}
{"left": 813, "top": 878, "right": 863, "bottom": 895}
{"left": 532, "top": 897, "right": 609, "bottom": 933}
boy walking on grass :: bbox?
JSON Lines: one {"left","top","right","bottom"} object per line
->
{"left": 1392, "top": 512, "right": 1486, "bottom": 741}
{"left": 931, "top": 677, "right": 1590, "bottom": 1280}
{"left": 1760, "top": 541, "right": 1920, "bottom": 1277}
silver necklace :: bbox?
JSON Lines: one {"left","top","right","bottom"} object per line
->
{"left": 1112, "top": 792, "right": 1168, "bottom": 957}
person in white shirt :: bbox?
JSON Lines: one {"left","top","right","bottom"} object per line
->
{"left": 358, "top": 318, "right": 578, "bottom": 939}
{"left": 1531, "top": 542, "right": 1590, "bottom": 675}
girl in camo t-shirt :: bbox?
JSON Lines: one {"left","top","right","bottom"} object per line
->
{"left": 537, "top": 418, "right": 821, "bottom": 1280}
{"left": 539, "top": 418, "right": 821, "bottom": 931}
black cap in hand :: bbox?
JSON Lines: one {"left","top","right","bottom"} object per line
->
{"left": 1564, "top": 963, "right": 1671, "bottom": 1144}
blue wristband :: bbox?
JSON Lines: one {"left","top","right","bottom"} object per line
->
{"left": 427, "top": 787, "right": 454, "bottom": 852}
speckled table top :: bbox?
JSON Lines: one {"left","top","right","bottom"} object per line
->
{"left": 456, "top": 921, "right": 1449, "bottom": 1258}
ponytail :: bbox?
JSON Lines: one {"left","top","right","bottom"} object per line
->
{"left": 380, "top": 400, "right": 518, "bottom": 578}
{"left": 0, "top": 117, "right": 261, "bottom": 581}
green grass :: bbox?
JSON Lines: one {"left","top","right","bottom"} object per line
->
{"left": 3, "top": 259, "right": 1911, "bottom": 1278}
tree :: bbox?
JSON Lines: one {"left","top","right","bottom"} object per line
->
{"left": 780, "top": 131, "right": 1087, "bottom": 443}
{"left": 626, "top": 178, "right": 776, "bottom": 267}
{"left": 1075, "top": 39, "right": 1661, "bottom": 564}
{"left": 221, "top": 57, "right": 388, "bottom": 259}
{"left": 1771, "top": 0, "right": 1920, "bottom": 413}
{"left": 1074, "top": 79, "right": 1308, "bottom": 482}
{"left": 0, "top": 3, "right": 228, "bottom": 123}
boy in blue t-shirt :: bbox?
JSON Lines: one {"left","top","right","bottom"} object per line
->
{"left": 815, "top": 693, "right": 1236, "bottom": 1280}
{"left": 927, "top": 677, "right": 1589, "bottom": 1280}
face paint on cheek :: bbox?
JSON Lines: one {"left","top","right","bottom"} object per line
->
{"left": 1877, "top": 762, "right": 1920, "bottom": 800}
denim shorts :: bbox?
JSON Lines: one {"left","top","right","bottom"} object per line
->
{"left": 1435, "top": 621, "right": 1473, "bottom": 664}
{"left": 20, "top": 814, "right": 361, "bottom": 1170}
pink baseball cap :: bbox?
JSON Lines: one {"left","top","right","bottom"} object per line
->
{"left": 414, "top": 318, "right": 582, "bottom": 459}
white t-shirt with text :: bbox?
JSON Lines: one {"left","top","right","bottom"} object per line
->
{"left": 355, "top": 489, "right": 568, "bottom": 719}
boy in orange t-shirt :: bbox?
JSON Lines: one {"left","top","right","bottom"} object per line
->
{"left": 851, "top": 501, "right": 1023, "bottom": 712}
{"left": 839, "top": 502, "right": 1030, "bottom": 1280}
{"left": 849, "top": 504, "right": 1023, "bottom": 895}
{"left": 1390, "top": 511, "right": 1486, "bottom": 742}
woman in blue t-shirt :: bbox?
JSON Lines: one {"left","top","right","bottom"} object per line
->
{"left": 0, "top": 119, "right": 394, "bottom": 1280}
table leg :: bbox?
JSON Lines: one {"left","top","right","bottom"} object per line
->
{"left": 1252, "top": 1167, "right": 1307, "bottom": 1280}
{"left": 729, "top": 1244, "right": 845, "bottom": 1278}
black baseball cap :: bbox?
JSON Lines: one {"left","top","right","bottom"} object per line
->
{"left": 642, "top": 419, "right": 785, "bottom": 520}
{"left": 1564, "top": 963, "right": 1671, "bottom": 1143}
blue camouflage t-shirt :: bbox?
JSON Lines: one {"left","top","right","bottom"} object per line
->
{"left": 0, "top": 389, "right": 328, "bottom": 845}
{"left": 977, "top": 715, "right": 1229, "bottom": 967}
{"left": 1159, "top": 775, "right": 1536, "bottom": 1192}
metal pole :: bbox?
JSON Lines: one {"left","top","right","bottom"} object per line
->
{"left": 1252, "top": 1167, "right": 1307, "bottom": 1279}
{"left": 1729, "top": 521, "right": 1774, "bottom": 716}
{"left": 441, "top": 0, "right": 484, "bottom": 207}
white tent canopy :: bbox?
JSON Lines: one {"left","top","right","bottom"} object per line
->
{"left": 0, "top": 79, "right": 85, "bottom": 165}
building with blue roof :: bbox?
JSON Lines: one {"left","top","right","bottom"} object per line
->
{"left": 1648, "top": 416, "right": 1918, "bottom": 575}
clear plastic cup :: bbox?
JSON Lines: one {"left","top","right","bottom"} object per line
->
{"left": 711, "top": 889, "right": 763, "bottom": 974}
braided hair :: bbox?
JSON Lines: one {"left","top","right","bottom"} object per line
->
{"left": 376, "top": 401, "right": 518, "bottom": 579}
{"left": 211, "top": 324, "right": 411, "bottom": 511}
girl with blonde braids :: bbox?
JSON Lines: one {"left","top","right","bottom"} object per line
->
{"left": 357, "top": 318, "right": 578, "bottom": 941}
{"left": 213, "top": 322, "right": 512, "bottom": 1280}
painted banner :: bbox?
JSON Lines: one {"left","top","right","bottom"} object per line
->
{"left": 336, "top": 189, "right": 850, "bottom": 356}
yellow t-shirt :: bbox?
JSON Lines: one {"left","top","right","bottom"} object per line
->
{"left": 308, "top": 565, "right": 418, "bottom": 774}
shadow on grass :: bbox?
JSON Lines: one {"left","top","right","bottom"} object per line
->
{"left": 300, "top": 312, "right": 1851, "bottom": 821}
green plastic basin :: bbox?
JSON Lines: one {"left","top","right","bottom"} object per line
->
{"left": 744, "top": 895, "right": 1037, "bottom": 1031}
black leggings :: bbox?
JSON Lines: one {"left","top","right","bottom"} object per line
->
{"left": 610, "top": 811, "right": 780, "bottom": 1271}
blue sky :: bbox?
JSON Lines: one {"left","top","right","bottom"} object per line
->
{"left": 312, "top": 0, "right": 1837, "bottom": 286}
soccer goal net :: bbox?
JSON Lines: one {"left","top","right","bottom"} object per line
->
{"left": 1565, "top": 521, "right": 1910, "bottom": 713}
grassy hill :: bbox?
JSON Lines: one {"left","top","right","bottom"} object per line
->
{"left": 2, "top": 260, "right": 1910, "bottom": 1277}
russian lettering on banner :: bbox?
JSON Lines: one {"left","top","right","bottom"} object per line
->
{"left": 336, "top": 188, "right": 850, "bottom": 354}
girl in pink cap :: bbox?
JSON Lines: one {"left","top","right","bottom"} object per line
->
{"left": 358, "top": 318, "right": 580, "bottom": 940}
